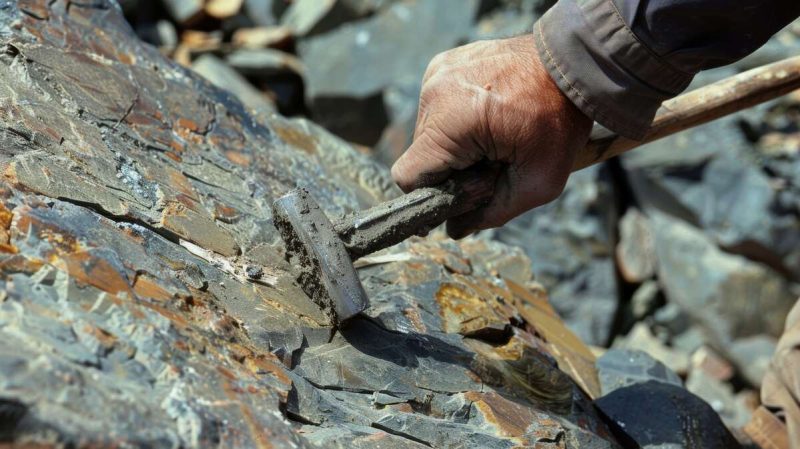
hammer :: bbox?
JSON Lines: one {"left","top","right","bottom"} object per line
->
{"left": 272, "top": 55, "right": 800, "bottom": 326}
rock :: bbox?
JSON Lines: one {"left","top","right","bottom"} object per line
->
{"left": 595, "top": 381, "right": 742, "bottom": 449}
{"left": 622, "top": 102, "right": 800, "bottom": 281}
{"left": 669, "top": 326, "right": 708, "bottom": 355}
{"left": 243, "top": 0, "right": 285, "bottom": 26}
{"left": 163, "top": 0, "right": 243, "bottom": 23}
{"left": 173, "top": 30, "right": 224, "bottom": 65}
{"left": 690, "top": 346, "right": 734, "bottom": 382}
{"left": 232, "top": 26, "right": 293, "bottom": 49}
{"left": 205, "top": 0, "right": 244, "bottom": 20}
{"left": 298, "top": 0, "right": 479, "bottom": 145}
{"left": 630, "top": 280, "right": 661, "bottom": 320}
{"left": 649, "top": 211, "right": 796, "bottom": 347}
{"left": 192, "top": 54, "right": 277, "bottom": 117}
{"left": 490, "top": 164, "right": 618, "bottom": 346}
{"left": 686, "top": 369, "right": 752, "bottom": 429}
{"left": 224, "top": 48, "right": 304, "bottom": 78}
{"left": 596, "top": 349, "right": 681, "bottom": 396}
{"left": 0, "top": 2, "right": 621, "bottom": 447}
{"left": 613, "top": 323, "right": 690, "bottom": 375}
{"left": 281, "top": 0, "right": 359, "bottom": 37}
{"left": 135, "top": 19, "right": 179, "bottom": 51}
{"left": 470, "top": 8, "right": 536, "bottom": 41}
{"left": 616, "top": 208, "right": 656, "bottom": 283}
{"left": 729, "top": 335, "right": 777, "bottom": 387}
{"left": 651, "top": 303, "right": 692, "bottom": 338}
{"left": 373, "top": 81, "right": 419, "bottom": 166}
{"left": 163, "top": 0, "right": 204, "bottom": 24}
{"left": 282, "top": 0, "right": 400, "bottom": 37}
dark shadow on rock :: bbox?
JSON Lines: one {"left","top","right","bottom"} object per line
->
{"left": 339, "top": 316, "right": 475, "bottom": 369}
{"left": 0, "top": 398, "right": 28, "bottom": 441}
{"left": 310, "top": 94, "right": 389, "bottom": 146}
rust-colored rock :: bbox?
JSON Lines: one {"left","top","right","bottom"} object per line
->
{"left": 0, "top": 2, "right": 619, "bottom": 448}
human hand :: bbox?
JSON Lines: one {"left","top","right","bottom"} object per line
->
{"left": 391, "top": 34, "right": 592, "bottom": 238}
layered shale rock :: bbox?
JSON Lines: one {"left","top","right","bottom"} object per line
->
{"left": 0, "top": 2, "right": 619, "bottom": 447}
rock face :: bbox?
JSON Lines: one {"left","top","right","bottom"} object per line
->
{"left": 0, "top": 2, "right": 619, "bottom": 448}
{"left": 490, "top": 165, "right": 618, "bottom": 347}
{"left": 298, "top": 0, "right": 480, "bottom": 146}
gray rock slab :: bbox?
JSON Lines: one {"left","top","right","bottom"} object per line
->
{"left": 649, "top": 211, "right": 795, "bottom": 347}
{"left": 597, "top": 349, "right": 682, "bottom": 396}
{"left": 297, "top": 0, "right": 478, "bottom": 144}
{"left": 299, "top": 0, "right": 479, "bottom": 98}
{"left": 622, "top": 101, "right": 800, "bottom": 280}
{"left": 192, "top": 54, "right": 277, "bottom": 116}
{"left": 0, "top": 2, "right": 620, "bottom": 448}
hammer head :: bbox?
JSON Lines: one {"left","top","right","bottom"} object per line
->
{"left": 272, "top": 189, "right": 368, "bottom": 325}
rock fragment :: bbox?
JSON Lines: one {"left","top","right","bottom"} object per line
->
{"left": 650, "top": 211, "right": 795, "bottom": 346}
{"left": 596, "top": 349, "right": 681, "bottom": 396}
{"left": 163, "top": 0, "right": 204, "bottom": 24}
{"left": 729, "top": 335, "right": 777, "bottom": 387}
{"left": 192, "top": 54, "right": 277, "bottom": 116}
{"left": 232, "top": 26, "right": 293, "bottom": 48}
{"left": 686, "top": 369, "right": 752, "bottom": 428}
{"left": 298, "top": 0, "right": 479, "bottom": 145}
{"left": 595, "top": 381, "right": 742, "bottom": 449}
{"left": 224, "top": 48, "right": 304, "bottom": 77}
{"left": 615, "top": 208, "right": 656, "bottom": 283}
{"left": 614, "top": 323, "right": 690, "bottom": 375}
{"left": 243, "top": 0, "right": 284, "bottom": 26}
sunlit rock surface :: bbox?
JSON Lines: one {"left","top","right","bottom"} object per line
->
{"left": 0, "top": 2, "right": 618, "bottom": 448}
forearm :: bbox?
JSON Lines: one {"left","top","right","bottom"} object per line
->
{"left": 535, "top": 0, "right": 800, "bottom": 139}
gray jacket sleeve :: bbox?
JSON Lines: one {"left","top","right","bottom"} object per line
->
{"left": 534, "top": 0, "right": 800, "bottom": 139}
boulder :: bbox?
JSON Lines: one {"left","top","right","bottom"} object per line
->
{"left": 298, "top": 0, "right": 479, "bottom": 145}
{"left": 649, "top": 211, "right": 796, "bottom": 347}
{"left": 0, "top": 2, "right": 619, "bottom": 447}
{"left": 595, "top": 381, "right": 742, "bottom": 449}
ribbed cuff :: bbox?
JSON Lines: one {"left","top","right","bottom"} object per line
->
{"left": 534, "top": 0, "right": 693, "bottom": 140}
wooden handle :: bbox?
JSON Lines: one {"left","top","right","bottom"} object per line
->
{"left": 573, "top": 55, "right": 800, "bottom": 171}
